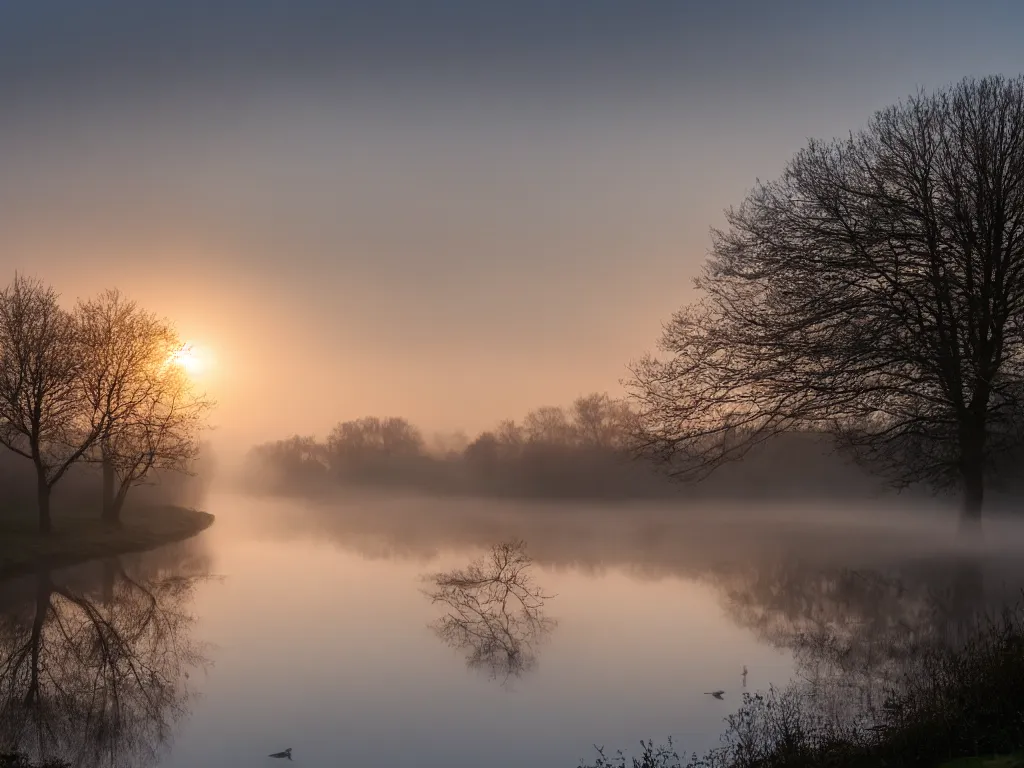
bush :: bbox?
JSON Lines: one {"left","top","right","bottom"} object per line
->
{"left": 579, "top": 606, "right": 1024, "bottom": 768}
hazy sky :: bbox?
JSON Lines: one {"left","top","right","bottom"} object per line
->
{"left": 1, "top": 0, "right": 1023, "bottom": 454}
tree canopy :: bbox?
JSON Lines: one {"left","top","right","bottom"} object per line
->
{"left": 627, "top": 75, "right": 1024, "bottom": 521}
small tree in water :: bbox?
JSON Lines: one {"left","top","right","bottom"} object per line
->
{"left": 627, "top": 75, "right": 1024, "bottom": 525}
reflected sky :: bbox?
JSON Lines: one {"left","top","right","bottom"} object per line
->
{"left": 159, "top": 496, "right": 795, "bottom": 767}
{"left": 4, "top": 493, "right": 1024, "bottom": 767}
{"left": 158, "top": 493, "right": 1024, "bottom": 767}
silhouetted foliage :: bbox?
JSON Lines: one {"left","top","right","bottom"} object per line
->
{"left": 578, "top": 549, "right": 1024, "bottom": 768}
{"left": 78, "top": 290, "right": 212, "bottom": 525}
{"left": 241, "top": 393, "right": 890, "bottom": 501}
{"left": 628, "top": 75, "right": 1024, "bottom": 523}
{"left": 0, "top": 276, "right": 107, "bottom": 533}
{"left": 0, "top": 275, "right": 212, "bottom": 532}
{"left": 580, "top": 604, "right": 1024, "bottom": 768}
{"left": 422, "top": 540, "right": 556, "bottom": 684}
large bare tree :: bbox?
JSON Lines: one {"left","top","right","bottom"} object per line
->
{"left": 627, "top": 75, "right": 1024, "bottom": 524}
{"left": 0, "top": 276, "right": 105, "bottom": 533}
{"left": 78, "top": 290, "right": 212, "bottom": 525}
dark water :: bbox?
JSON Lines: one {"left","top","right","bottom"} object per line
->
{"left": 1, "top": 492, "right": 1022, "bottom": 768}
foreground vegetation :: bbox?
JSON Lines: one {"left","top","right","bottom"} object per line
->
{"left": 0, "top": 504, "right": 213, "bottom": 580}
{"left": 580, "top": 607, "right": 1024, "bottom": 768}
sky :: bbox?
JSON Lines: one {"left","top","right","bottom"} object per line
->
{"left": 1, "top": 0, "right": 1023, "bottom": 456}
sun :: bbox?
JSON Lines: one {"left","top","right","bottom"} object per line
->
{"left": 171, "top": 342, "right": 206, "bottom": 376}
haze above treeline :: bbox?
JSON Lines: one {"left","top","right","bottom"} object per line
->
{"left": 4, "top": 2, "right": 1023, "bottom": 457}
{"left": 244, "top": 73, "right": 1024, "bottom": 525}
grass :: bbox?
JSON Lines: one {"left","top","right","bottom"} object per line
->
{"left": 0, "top": 504, "right": 214, "bottom": 580}
{"left": 578, "top": 606, "right": 1024, "bottom": 768}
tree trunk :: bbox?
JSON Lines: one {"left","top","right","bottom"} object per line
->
{"left": 37, "top": 478, "right": 52, "bottom": 535}
{"left": 958, "top": 409, "right": 987, "bottom": 532}
{"left": 101, "top": 453, "right": 116, "bottom": 522}
{"left": 960, "top": 457, "right": 984, "bottom": 533}
{"left": 106, "top": 484, "right": 129, "bottom": 527}
{"left": 25, "top": 571, "right": 50, "bottom": 706}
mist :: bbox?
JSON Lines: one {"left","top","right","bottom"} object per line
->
{"left": 3, "top": 2, "right": 1024, "bottom": 767}
{"left": 3, "top": 1, "right": 1023, "bottom": 456}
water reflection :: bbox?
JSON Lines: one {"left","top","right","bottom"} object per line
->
{"left": 705, "top": 554, "right": 1011, "bottom": 728}
{"left": 230, "top": 494, "right": 1024, "bottom": 763}
{"left": 0, "top": 540, "right": 213, "bottom": 768}
{"left": 423, "top": 540, "right": 556, "bottom": 684}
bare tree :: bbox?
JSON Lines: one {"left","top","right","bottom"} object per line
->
{"left": 0, "top": 276, "right": 105, "bottom": 533}
{"left": 627, "top": 76, "right": 1024, "bottom": 524}
{"left": 522, "top": 406, "right": 576, "bottom": 445}
{"left": 494, "top": 419, "right": 523, "bottom": 447}
{"left": 571, "top": 393, "right": 635, "bottom": 449}
{"left": 422, "top": 540, "right": 556, "bottom": 685}
{"left": 77, "top": 290, "right": 212, "bottom": 525}
{"left": 326, "top": 416, "right": 423, "bottom": 463}
{"left": 99, "top": 376, "right": 211, "bottom": 525}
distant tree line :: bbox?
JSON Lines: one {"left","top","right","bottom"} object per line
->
{"left": 244, "top": 393, "right": 666, "bottom": 499}
{"left": 242, "top": 393, "right": 893, "bottom": 501}
{"left": 0, "top": 275, "right": 213, "bottom": 533}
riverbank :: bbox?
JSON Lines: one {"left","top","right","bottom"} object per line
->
{"left": 578, "top": 608, "right": 1024, "bottom": 768}
{"left": 0, "top": 505, "right": 215, "bottom": 581}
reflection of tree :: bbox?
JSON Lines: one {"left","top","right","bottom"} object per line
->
{"left": 423, "top": 541, "right": 556, "bottom": 684}
{"left": 0, "top": 543, "right": 211, "bottom": 768}
{"left": 707, "top": 554, "right": 1006, "bottom": 724}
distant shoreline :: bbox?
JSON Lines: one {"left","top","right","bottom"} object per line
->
{"left": 0, "top": 505, "right": 215, "bottom": 582}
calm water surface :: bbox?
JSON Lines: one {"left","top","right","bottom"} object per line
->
{"left": 4, "top": 491, "right": 1024, "bottom": 768}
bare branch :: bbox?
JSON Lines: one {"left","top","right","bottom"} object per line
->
{"left": 422, "top": 540, "right": 557, "bottom": 685}
{"left": 626, "top": 76, "right": 1024, "bottom": 520}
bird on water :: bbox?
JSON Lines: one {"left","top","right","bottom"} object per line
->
{"left": 269, "top": 748, "right": 292, "bottom": 760}
{"left": 704, "top": 690, "right": 725, "bottom": 700}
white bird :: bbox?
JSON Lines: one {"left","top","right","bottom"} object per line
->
{"left": 268, "top": 748, "right": 292, "bottom": 760}
{"left": 704, "top": 690, "right": 725, "bottom": 700}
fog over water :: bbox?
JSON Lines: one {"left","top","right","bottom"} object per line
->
{"left": 2, "top": 2, "right": 1024, "bottom": 766}
{"left": 1, "top": 486, "right": 1018, "bottom": 767}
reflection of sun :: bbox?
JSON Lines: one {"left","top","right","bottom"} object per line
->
{"left": 171, "top": 343, "right": 206, "bottom": 376}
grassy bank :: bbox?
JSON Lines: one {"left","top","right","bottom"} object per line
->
{"left": 579, "top": 607, "right": 1024, "bottom": 768}
{"left": 0, "top": 505, "right": 214, "bottom": 580}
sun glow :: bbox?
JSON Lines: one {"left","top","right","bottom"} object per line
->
{"left": 171, "top": 342, "right": 207, "bottom": 376}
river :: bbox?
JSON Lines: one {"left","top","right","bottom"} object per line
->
{"left": 2, "top": 491, "right": 1022, "bottom": 767}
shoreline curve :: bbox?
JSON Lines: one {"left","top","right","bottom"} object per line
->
{"left": 0, "top": 505, "right": 216, "bottom": 582}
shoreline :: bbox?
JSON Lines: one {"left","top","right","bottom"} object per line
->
{"left": 0, "top": 505, "right": 215, "bottom": 581}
